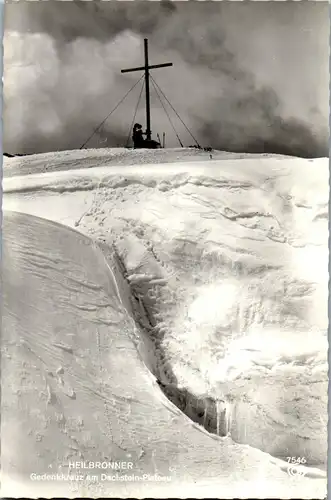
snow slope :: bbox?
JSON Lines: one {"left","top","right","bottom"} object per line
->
{"left": 3, "top": 147, "right": 292, "bottom": 178}
{"left": 2, "top": 149, "right": 328, "bottom": 497}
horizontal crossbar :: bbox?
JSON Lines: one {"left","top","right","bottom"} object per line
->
{"left": 121, "top": 62, "right": 173, "bottom": 74}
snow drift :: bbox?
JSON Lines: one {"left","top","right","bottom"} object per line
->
{"left": 1, "top": 148, "right": 328, "bottom": 497}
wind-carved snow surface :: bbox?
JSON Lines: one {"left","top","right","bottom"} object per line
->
{"left": 2, "top": 149, "right": 328, "bottom": 497}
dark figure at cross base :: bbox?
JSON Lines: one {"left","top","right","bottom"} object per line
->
{"left": 132, "top": 123, "right": 160, "bottom": 149}
{"left": 132, "top": 123, "right": 146, "bottom": 148}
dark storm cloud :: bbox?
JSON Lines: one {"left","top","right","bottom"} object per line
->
{"left": 4, "top": 0, "right": 177, "bottom": 41}
{"left": 3, "top": 1, "right": 329, "bottom": 157}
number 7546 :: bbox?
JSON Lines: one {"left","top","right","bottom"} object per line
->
{"left": 286, "top": 457, "right": 306, "bottom": 464}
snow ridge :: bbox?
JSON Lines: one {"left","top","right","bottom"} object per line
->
{"left": 2, "top": 149, "right": 328, "bottom": 496}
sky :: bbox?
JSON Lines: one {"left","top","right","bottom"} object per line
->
{"left": 3, "top": 0, "right": 329, "bottom": 157}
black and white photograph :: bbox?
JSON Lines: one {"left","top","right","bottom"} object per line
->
{"left": 1, "top": 0, "right": 329, "bottom": 497}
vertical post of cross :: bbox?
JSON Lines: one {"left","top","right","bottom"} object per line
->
{"left": 144, "top": 39, "right": 151, "bottom": 141}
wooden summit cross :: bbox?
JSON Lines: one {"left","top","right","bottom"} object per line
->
{"left": 121, "top": 38, "right": 173, "bottom": 142}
